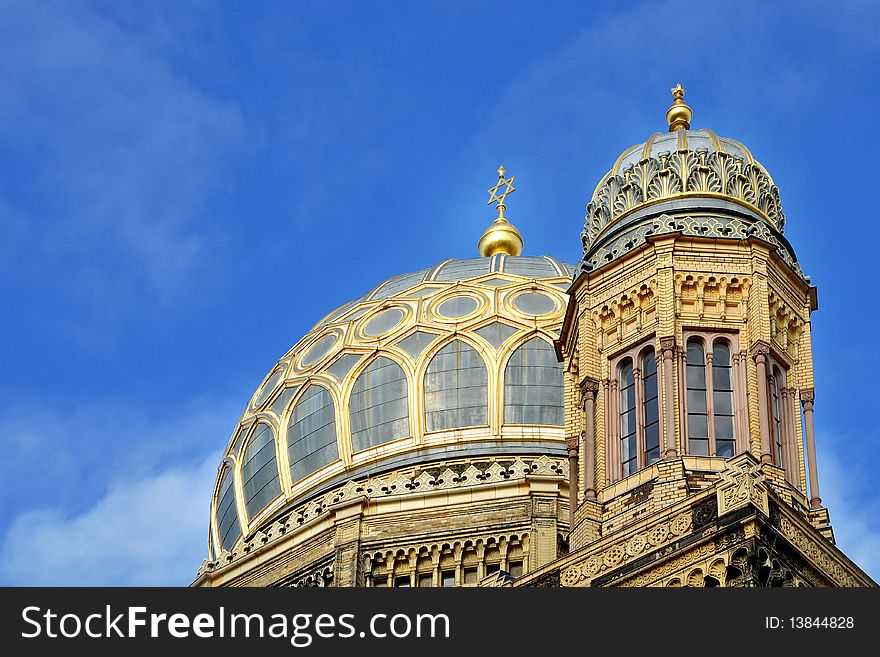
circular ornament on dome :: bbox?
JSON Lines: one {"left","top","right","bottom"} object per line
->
{"left": 301, "top": 333, "right": 339, "bottom": 367}
{"left": 436, "top": 295, "right": 479, "bottom": 319}
{"left": 253, "top": 368, "right": 284, "bottom": 408}
{"left": 513, "top": 292, "right": 556, "bottom": 316}
{"left": 363, "top": 308, "right": 405, "bottom": 337}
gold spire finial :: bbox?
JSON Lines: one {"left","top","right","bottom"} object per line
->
{"left": 478, "top": 164, "right": 523, "bottom": 257}
{"left": 665, "top": 83, "right": 692, "bottom": 131}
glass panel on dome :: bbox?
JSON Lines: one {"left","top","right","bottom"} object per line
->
{"left": 474, "top": 322, "right": 518, "bottom": 349}
{"left": 424, "top": 340, "right": 488, "bottom": 432}
{"left": 437, "top": 296, "right": 478, "bottom": 319}
{"left": 514, "top": 292, "right": 556, "bottom": 316}
{"left": 404, "top": 285, "right": 445, "bottom": 299}
{"left": 478, "top": 277, "right": 513, "bottom": 287}
{"left": 254, "top": 369, "right": 283, "bottom": 407}
{"left": 349, "top": 357, "right": 410, "bottom": 452}
{"left": 363, "top": 308, "right": 405, "bottom": 336}
{"left": 501, "top": 256, "right": 557, "bottom": 279}
{"left": 269, "top": 386, "right": 298, "bottom": 417}
{"left": 241, "top": 423, "right": 281, "bottom": 520}
{"left": 217, "top": 467, "right": 240, "bottom": 551}
{"left": 433, "top": 259, "right": 490, "bottom": 282}
{"left": 395, "top": 331, "right": 439, "bottom": 358}
{"left": 370, "top": 268, "right": 431, "bottom": 300}
{"left": 288, "top": 385, "right": 339, "bottom": 483}
{"left": 504, "top": 338, "right": 563, "bottom": 426}
{"left": 301, "top": 334, "right": 339, "bottom": 367}
{"left": 326, "top": 353, "right": 363, "bottom": 381}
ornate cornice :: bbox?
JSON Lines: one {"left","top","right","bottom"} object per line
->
{"left": 579, "top": 212, "right": 802, "bottom": 277}
{"left": 199, "top": 454, "right": 567, "bottom": 578}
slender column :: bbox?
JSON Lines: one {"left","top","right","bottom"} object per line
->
{"left": 581, "top": 378, "right": 599, "bottom": 500}
{"left": 660, "top": 337, "right": 678, "bottom": 459}
{"left": 751, "top": 341, "right": 772, "bottom": 463}
{"left": 801, "top": 388, "right": 821, "bottom": 508}
{"left": 610, "top": 377, "right": 620, "bottom": 482}
{"left": 581, "top": 377, "right": 599, "bottom": 500}
{"left": 565, "top": 434, "right": 579, "bottom": 531}
{"left": 602, "top": 379, "right": 611, "bottom": 485}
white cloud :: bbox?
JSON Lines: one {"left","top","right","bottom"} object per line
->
{"left": 0, "top": 2, "right": 244, "bottom": 313}
{"left": 0, "top": 454, "right": 218, "bottom": 586}
{"left": 815, "top": 431, "right": 880, "bottom": 583}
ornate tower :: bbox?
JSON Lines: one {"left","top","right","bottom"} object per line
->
{"left": 522, "top": 87, "right": 875, "bottom": 587}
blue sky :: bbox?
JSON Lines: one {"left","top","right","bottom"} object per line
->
{"left": 1, "top": 0, "right": 878, "bottom": 585}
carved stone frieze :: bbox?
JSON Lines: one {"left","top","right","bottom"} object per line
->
{"left": 716, "top": 453, "right": 770, "bottom": 517}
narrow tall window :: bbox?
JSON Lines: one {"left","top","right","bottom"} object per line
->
{"left": 349, "top": 357, "right": 410, "bottom": 452}
{"left": 619, "top": 359, "right": 637, "bottom": 477}
{"left": 712, "top": 341, "right": 735, "bottom": 457}
{"left": 424, "top": 340, "right": 488, "bottom": 431}
{"left": 612, "top": 344, "right": 660, "bottom": 479}
{"left": 685, "top": 336, "right": 739, "bottom": 457}
{"left": 642, "top": 348, "right": 661, "bottom": 465}
{"left": 504, "top": 337, "right": 563, "bottom": 426}
{"left": 686, "top": 339, "right": 709, "bottom": 455}
{"left": 287, "top": 385, "right": 339, "bottom": 483}
{"left": 241, "top": 423, "right": 281, "bottom": 520}
{"left": 216, "top": 467, "right": 240, "bottom": 551}
{"left": 769, "top": 366, "right": 784, "bottom": 468}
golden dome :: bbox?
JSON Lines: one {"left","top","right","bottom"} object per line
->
{"left": 209, "top": 255, "right": 574, "bottom": 558}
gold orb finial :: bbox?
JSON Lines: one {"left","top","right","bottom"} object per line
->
{"left": 665, "top": 83, "right": 692, "bottom": 131}
{"left": 479, "top": 164, "right": 523, "bottom": 257}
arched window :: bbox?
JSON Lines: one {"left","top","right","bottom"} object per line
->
{"left": 642, "top": 348, "right": 661, "bottom": 465}
{"left": 686, "top": 339, "right": 709, "bottom": 455}
{"left": 619, "top": 358, "right": 637, "bottom": 476}
{"left": 615, "top": 346, "right": 660, "bottom": 479}
{"left": 350, "top": 356, "right": 410, "bottom": 452}
{"left": 769, "top": 366, "right": 784, "bottom": 468}
{"left": 685, "top": 336, "right": 737, "bottom": 457}
{"left": 216, "top": 466, "right": 240, "bottom": 551}
{"left": 424, "top": 340, "right": 488, "bottom": 432}
{"left": 713, "top": 341, "right": 735, "bottom": 458}
{"left": 241, "top": 423, "right": 281, "bottom": 520}
{"left": 504, "top": 337, "right": 563, "bottom": 426}
{"left": 287, "top": 385, "right": 339, "bottom": 484}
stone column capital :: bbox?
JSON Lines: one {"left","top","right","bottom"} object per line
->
{"left": 659, "top": 336, "right": 676, "bottom": 356}
{"left": 565, "top": 435, "right": 580, "bottom": 453}
{"left": 800, "top": 388, "right": 815, "bottom": 405}
{"left": 750, "top": 340, "right": 771, "bottom": 361}
{"left": 578, "top": 376, "right": 600, "bottom": 399}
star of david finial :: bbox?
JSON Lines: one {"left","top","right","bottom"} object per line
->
{"left": 487, "top": 164, "right": 515, "bottom": 219}
{"left": 671, "top": 83, "right": 685, "bottom": 100}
